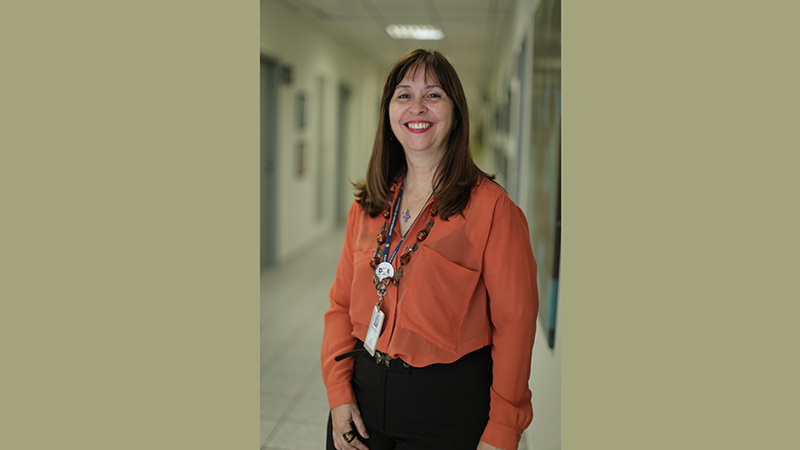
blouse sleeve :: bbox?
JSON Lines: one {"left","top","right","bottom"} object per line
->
{"left": 320, "top": 202, "right": 360, "bottom": 410}
{"left": 480, "top": 196, "right": 539, "bottom": 450}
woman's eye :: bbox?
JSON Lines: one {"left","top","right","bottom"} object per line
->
{"left": 428, "top": 93, "right": 441, "bottom": 98}
{"left": 398, "top": 93, "right": 410, "bottom": 99}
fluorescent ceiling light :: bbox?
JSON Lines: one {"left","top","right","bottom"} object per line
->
{"left": 386, "top": 24, "right": 444, "bottom": 40}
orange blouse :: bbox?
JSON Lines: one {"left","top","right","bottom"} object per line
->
{"left": 321, "top": 175, "right": 539, "bottom": 450}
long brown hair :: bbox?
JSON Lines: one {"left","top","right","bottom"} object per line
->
{"left": 354, "top": 49, "right": 495, "bottom": 220}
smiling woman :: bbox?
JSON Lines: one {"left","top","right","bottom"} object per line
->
{"left": 321, "top": 49, "right": 539, "bottom": 450}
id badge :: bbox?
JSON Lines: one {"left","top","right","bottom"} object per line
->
{"left": 363, "top": 305, "right": 385, "bottom": 357}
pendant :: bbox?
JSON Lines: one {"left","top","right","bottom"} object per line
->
{"left": 375, "top": 261, "right": 394, "bottom": 281}
{"left": 402, "top": 209, "right": 410, "bottom": 222}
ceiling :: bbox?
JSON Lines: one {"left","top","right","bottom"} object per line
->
{"left": 275, "top": 0, "right": 518, "bottom": 91}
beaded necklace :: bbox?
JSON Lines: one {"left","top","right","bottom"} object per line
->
{"left": 369, "top": 179, "right": 437, "bottom": 292}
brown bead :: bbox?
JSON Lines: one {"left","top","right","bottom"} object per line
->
{"left": 376, "top": 233, "right": 386, "bottom": 245}
{"left": 383, "top": 209, "right": 391, "bottom": 219}
{"left": 399, "top": 253, "right": 412, "bottom": 265}
{"left": 416, "top": 230, "right": 428, "bottom": 241}
{"left": 370, "top": 257, "right": 380, "bottom": 269}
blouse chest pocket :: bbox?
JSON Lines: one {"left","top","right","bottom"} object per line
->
{"left": 398, "top": 246, "right": 481, "bottom": 354}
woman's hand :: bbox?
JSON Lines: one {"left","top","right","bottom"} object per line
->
{"left": 330, "top": 403, "right": 370, "bottom": 450}
{"left": 477, "top": 440, "right": 506, "bottom": 450}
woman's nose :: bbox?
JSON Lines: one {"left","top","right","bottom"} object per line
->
{"left": 411, "top": 98, "right": 427, "bottom": 114}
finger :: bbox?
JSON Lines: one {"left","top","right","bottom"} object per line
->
{"left": 351, "top": 409, "right": 370, "bottom": 439}
{"left": 336, "top": 429, "right": 361, "bottom": 450}
{"left": 334, "top": 433, "right": 351, "bottom": 450}
{"left": 340, "top": 427, "right": 369, "bottom": 450}
{"left": 331, "top": 430, "right": 342, "bottom": 450}
{"left": 348, "top": 436, "right": 369, "bottom": 450}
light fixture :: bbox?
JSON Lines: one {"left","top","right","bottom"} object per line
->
{"left": 385, "top": 24, "right": 444, "bottom": 41}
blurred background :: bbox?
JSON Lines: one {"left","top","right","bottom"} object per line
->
{"left": 260, "top": 1, "right": 560, "bottom": 449}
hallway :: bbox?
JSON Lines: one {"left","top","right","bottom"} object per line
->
{"left": 260, "top": 229, "right": 345, "bottom": 449}
{"left": 259, "top": 2, "right": 561, "bottom": 447}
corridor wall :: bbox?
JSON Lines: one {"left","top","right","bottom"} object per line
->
{"left": 260, "top": 1, "right": 385, "bottom": 263}
{"left": 484, "top": 1, "right": 562, "bottom": 449}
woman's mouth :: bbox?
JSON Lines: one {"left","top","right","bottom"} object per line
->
{"left": 405, "top": 121, "right": 433, "bottom": 133}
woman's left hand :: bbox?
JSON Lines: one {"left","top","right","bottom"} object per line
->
{"left": 477, "top": 440, "right": 506, "bottom": 450}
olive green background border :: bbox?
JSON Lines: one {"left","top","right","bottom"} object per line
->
{"left": 2, "top": 1, "right": 259, "bottom": 449}
{"left": 2, "top": 1, "right": 797, "bottom": 449}
{"left": 563, "top": 1, "right": 798, "bottom": 448}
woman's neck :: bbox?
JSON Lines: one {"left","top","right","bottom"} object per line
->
{"left": 403, "top": 150, "right": 442, "bottom": 195}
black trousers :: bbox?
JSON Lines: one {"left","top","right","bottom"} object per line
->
{"left": 327, "top": 345, "right": 492, "bottom": 450}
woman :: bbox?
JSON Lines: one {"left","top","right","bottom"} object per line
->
{"left": 321, "top": 49, "right": 538, "bottom": 450}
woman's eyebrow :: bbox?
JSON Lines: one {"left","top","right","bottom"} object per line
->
{"left": 394, "top": 84, "right": 442, "bottom": 90}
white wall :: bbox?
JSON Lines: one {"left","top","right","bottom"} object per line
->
{"left": 260, "top": 1, "right": 384, "bottom": 262}
{"left": 527, "top": 286, "right": 561, "bottom": 450}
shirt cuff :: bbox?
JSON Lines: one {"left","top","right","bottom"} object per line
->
{"left": 481, "top": 419, "right": 524, "bottom": 450}
{"left": 325, "top": 380, "right": 356, "bottom": 411}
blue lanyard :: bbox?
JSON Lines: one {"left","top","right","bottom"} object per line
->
{"left": 382, "top": 178, "right": 433, "bottom": 265}
{"left": 381, "top": 180, "right": 404, "bottom": 264}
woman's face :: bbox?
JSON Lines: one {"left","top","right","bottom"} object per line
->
{"left": 388, "top": 65, "right": 454, "bottom": 161}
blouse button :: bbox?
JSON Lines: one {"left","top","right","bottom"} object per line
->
{"left": 403, "top": 362, "right": 409, "bottom": 368}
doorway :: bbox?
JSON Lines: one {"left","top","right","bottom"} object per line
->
{"left": 260, "top": 56, "right": 279, "bottom": 268}
{"left": 335, "top": 84, "right": 352, "bottom": 227}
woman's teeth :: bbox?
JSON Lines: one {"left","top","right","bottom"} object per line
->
{"left": 406, "top": 122, "right": 432, "bottom": 130}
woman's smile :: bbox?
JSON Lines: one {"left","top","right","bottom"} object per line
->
{"left": 404, "top": 120, "right": 434, "bottom": 133}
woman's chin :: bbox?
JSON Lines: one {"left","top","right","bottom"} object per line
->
{"left": 402, "top": 144, "right": 444, "bottom": 156}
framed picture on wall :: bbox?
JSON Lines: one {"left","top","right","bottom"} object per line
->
{"left": 296, "top": 141, "right": 305, "bottom": 177}
{"left": 296, "top": 93, "right": 306, "bottom": 130}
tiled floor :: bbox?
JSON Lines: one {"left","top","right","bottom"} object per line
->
{"left": 260, "top": 230, "right": 345, "bottom": 450}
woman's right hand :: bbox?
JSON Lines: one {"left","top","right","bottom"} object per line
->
{"left": 330, "top": 402, "right": 370, "bottom": 450}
